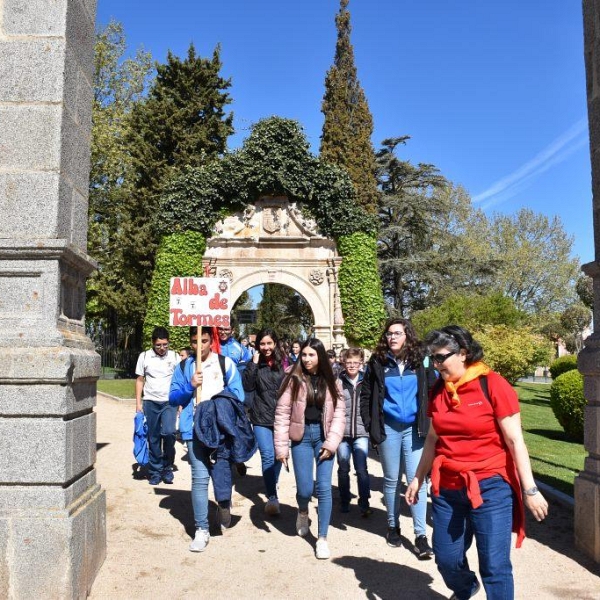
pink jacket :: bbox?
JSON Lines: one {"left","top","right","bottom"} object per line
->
{"left": 274, "top": 379, "right": 346, "bottom": 459}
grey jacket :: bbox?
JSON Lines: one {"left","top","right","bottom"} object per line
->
{"left": 340, "top": 370, "right": 368, "bottom": 438}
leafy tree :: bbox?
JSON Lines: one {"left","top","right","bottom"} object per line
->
{"left": 320, "top": 0, "right": 378, "bottom": 214}
{"left": 116, "top": 44, "right": 234, "bottom": 342}
{"left": 465, "top": 209, "right": 580, "bottom": 314}
{"left": 560, "top": 302, "right": 592, "bottom": 353}
{"left": 476, "top": 325, "right": 553, "bottom": 385}
{"left": 412, "top": 292, "right": 528, "bottom": 338}
{"left": 88, "top": 21, "right": 154, "bottom": 335}
{"left": 254, "top": 284, "right": 312, "bottom": 341}
{"left": 576, "top": 274, "right": 594, "bottom": 310}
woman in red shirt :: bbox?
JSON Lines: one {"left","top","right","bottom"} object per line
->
{"left": 406, "top": 325, "right": 548, "bottom": 600}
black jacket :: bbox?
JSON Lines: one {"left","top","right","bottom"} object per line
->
{"left": 242, "top": 360, "right": 285, "bottom": 427}
{"left": 360, "top": 354, "right": 437, "bottom": 445}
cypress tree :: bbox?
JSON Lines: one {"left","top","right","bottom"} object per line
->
{"left": 320, "top": 0, "right": 378, "bottom": 214}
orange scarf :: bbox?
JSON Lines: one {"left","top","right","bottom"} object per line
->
{"left": 444, "top": 362, "right": 490, "bottom": 407}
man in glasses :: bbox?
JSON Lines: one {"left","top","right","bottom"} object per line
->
{"left": 135, "top": 326, "right": 181, "bottom": 486}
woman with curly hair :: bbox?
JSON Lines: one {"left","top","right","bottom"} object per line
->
{"left": 360, "top": 318, "right": 437, "bottom": 559}
{"left": 274, "top": 338, "right": 346, "bottom": 560}
{"left": 242, "top": 328, "right": 287, "bottom": 516}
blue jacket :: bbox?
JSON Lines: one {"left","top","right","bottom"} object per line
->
{"left": 133, "top": 411, "right": 148, "bottom": 466}
{"left": 193, "top": 391, "right": 257, "bottom": 463}
{"left": 169, "top": 353, "right": 244, "bottom": 442}
{"left": 220, "top": 337, "right": 252, "bottom": 364}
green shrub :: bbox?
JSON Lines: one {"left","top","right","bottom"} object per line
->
{"left": 549, "top": 369, "right": 586, "bottom": 442}
{"left": 475, "top": 325, "right": 553, "bottom": 386}
{"left": 549, "top": 355, "right": 578, "bottom": 380}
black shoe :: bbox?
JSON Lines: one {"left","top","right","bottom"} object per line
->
{"left": 414, "top": 535, "right": 434, "bottom": 560}
{"left": 386, "top": 526, "right": 401, "bottom": 547}
{"left": 449, "top": 579, "right": 481, "bottom": 599}
{"left": 217, "top": 505, "right": 231, "bottom": 529}
{"left": 235, "top": 462, "right": 247, "bottom": 477}
{"left": 162, "top": 470, "right": 174, "bottom": 484}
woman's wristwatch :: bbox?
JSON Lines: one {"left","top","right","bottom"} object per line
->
{"left": 523, "top": 485, "right": 539, "bottom": 496}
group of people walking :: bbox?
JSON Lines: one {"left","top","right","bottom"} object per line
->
{"left": 135, "top": 319, "right": 548, "bottom": 600}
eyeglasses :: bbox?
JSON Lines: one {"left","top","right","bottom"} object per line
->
{"left": 154, "top": 343, "right": 169, "bottom": 348}
{"left": 385, "top": 331, "right": 406, "bottom": 339}
{"left": 431, "top": 351, "right": 455, "bottom": 364}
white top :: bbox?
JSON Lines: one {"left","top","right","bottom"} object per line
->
{"left": 197, "top": 352, "right": 232, "bottom": 402}
{"left": 136, "top": 349, "right": 180, "bottom": 402}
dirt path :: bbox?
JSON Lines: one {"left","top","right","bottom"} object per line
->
{"left": 89, "top": 394, "right": 600, "bottom": 599}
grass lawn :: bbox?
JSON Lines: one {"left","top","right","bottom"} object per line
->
{"left": 516, "top": 382, "right": 585, "bottom": 497}
{"left": 97, "top": 378, "right": 136, "bottom": 399}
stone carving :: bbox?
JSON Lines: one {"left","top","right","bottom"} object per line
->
{"left": 262, "top": 206, "right": 283, "bottom": 234}
{"left": 219, "top": 269, "right": 233, "bottom": 280}
{"left": 288, "top": 203, "right": 319, "bottom": 236}
{"left": 309, "top": 269, "right": 325, "bottom": 285}
{"left": 214, "top": 204, "right": 259, "bottom": 239}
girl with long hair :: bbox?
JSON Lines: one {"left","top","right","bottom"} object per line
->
{"left": 360, "top": 318, "right": 437, "bottom": 559}
{"left": 274, "top": 338, "right": 346, "bottom": 560}
{"left": 242, "top": 328, "right": 286, "bottom": 515}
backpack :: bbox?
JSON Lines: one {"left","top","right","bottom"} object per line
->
{"left": 180, "top": 354, "right": 227, "bottom": 388}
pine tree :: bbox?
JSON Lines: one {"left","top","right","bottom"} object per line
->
{"left": 112, "top": 44, "right": 234, "bottom": 343}
{"left": 320, "top": 0, "right": 378, "bottom": 214}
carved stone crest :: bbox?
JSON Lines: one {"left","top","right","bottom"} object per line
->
{"left": 262, "top": 206, "right": 283, "bottom": 234}
{"left": 309, "top": 269, "right": 325, "bottom": 285}
{"left": 219, "top": 269, "right": 233, "bottom": 280}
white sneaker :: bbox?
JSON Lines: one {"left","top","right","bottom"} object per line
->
{"left": 296, "top": 511, "right": 309, "bottom": 537}
{"left": 189, "top": 528, "right": 209, "bottom": 552}
{"left": 316, "top": 538, "right": 330, "bottom": 560}
{"left": 265, "top": 496, "right": 281, "bottom": 516}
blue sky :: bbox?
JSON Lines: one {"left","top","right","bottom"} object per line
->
{"left": 96, "top": 1, "right": 592, "bottom": 264}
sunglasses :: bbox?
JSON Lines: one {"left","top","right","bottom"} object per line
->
{"left": 431, "top": 351, "right": 455, "bottom": 364}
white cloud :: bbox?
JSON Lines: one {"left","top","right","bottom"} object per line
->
{"left": 473, "top": 118, "right": 589, "bottom": 209}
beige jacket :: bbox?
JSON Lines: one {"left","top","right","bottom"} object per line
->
{"left": 274, "top": 379, "right": 346, "bottom": 459}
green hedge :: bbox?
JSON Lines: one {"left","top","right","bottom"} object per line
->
{"left": 338, "top": 232, "right": 386, "bottom": 348}
{"left": 549, "top": 369, "right": 586, "bottom": 442}
{"left": 549, "top": 355, "right": 578, "bottom": 380}
{"left": 143, "top": 231, "right": 206, "bottom": 350}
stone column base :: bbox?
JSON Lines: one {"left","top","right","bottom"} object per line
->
{"left": 0, "top": 473, "right": 106, "bottom": 598}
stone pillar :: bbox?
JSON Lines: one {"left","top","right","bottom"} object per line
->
{"left": 576, "top": 0, "right": 600, "bottom": 563}
{"left": 0, "top": 0, "right": 106, "bottom": 597}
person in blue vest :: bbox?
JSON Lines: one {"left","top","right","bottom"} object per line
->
{"left": 169, "top": 326, "right": 244, "bottom": 553}
{"left": 217, "top": 325, "right": 252, "bottom": 364}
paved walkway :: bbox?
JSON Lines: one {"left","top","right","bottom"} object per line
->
{"left": 89, "top": 394, "right": 600, "bottom": 599}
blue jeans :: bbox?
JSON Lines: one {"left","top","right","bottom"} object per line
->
{"left": 187, "top": 439, "right": 232, "bottom": 530}
{"left": 291, "top": 423, "right": 335, "bottom": 538}
{"left": 432, "top": 475, "right": 514, "bottom": 600}
{"left": 379, "top": 420, "right": 426, "bottom": 536}
{"left": 143, "top": 400, "right": 177, "bottom": 478}
{"left": 336, "top": 436, "right": 371, "bottom": 509}
{"left": 254, "top": 425, "right": 282, "bottom": 499}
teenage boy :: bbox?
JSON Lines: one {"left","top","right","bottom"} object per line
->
{"left": 169, "top": 326, "right": 244, "bottom": 552}
{"left": 135, "top": 326, "right": 180, "bottom": 485}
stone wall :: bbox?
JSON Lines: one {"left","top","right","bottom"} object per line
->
{"left": 0, "top": 0, "right": 106, "bottom": 596}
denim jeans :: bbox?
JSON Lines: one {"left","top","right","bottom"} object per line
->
{"left": 253, "top": 425, "right": 282, "bottom": 499}
{"left": 336, "top": 436, "right": 371, "bottom": 509}
{"left": 432, "top": 475, "right": 514, "bottom": 600}
{"left": 379, "top": 420, "right": 426, "bottom": 535}
{"left": 143, "top": 400, "right": 177, "bottom": 478}
{"left": 291, "top": 423, "right": 335, "bottom": 538}
{"left": 187, "top": 439, "right": 232, "bottom": 530}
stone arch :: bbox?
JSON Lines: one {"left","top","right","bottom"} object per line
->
{"left": 204, "top": 196, "right": 346, "bottom": 350}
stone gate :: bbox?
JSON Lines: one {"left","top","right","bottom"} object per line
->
{"left": 203, "top": 196, "right": 346, "bottom": 350}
